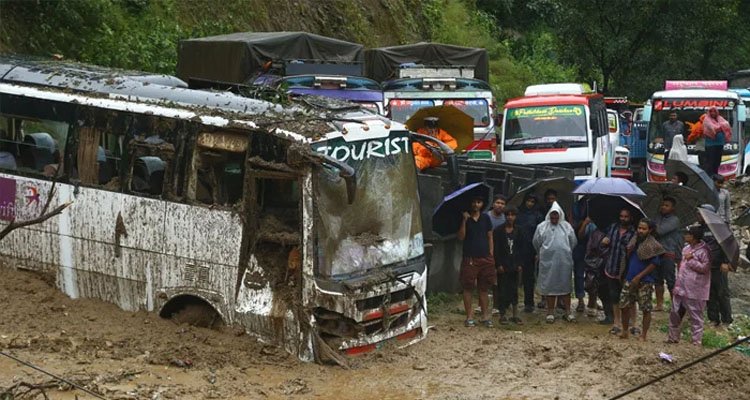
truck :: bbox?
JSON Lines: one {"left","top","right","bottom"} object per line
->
{"left": 365, "top": 43, "right": 496, "bottom": 159}
{"left": 643, "top": 80, "right": 747, "bottom": 180}
{"left": 499, "top": 83, "right": 613, "bottom": 182}
{"left": 177, "top": 31, "right": 385, "bottom": 114}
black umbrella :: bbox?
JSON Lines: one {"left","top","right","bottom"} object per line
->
{"left": 698, "top": 207, "right": 740, "bottom": 268}
{"left": 665, "top": 159, "right": 719, "bottom": 209}
{"left": 508, "top": 177, "right": 575, "bottom": 215}
{"left": 639, "top": 182, "right": 700, "bottom": 226}
{"left": 432, "top": 182, "right": 492, "bottom": 236}
{"left": 585, "top": 195, "right": 647, "bottom": 229}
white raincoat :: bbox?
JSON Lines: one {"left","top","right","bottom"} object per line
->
{"left": 533, "top": 202, "right": 577, "bottom": 296}
{"left": 668, "top": 134, "right": 688, "bottom": 162}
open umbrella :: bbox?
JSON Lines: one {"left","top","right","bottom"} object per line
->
{"left": 639, "top": 182, "right": 700, "bottom": 226}
{"left": 572, "top": 177, "right": 646, "bottom": 198}
{"left": 698, "top": 207, "right": 740, "bottom": 267}
{"left": 432, "top": 182, "right": 491, "bottom": 236}
{"left": 508, "top": 177, "right": 575, "bottom": 214}
{"left": 584, "top": 195, "right": 646, "bottom": 229}
{"left": 665, "top": 159, "right": 719, "bottom": 209}
{"left": 406, "top": 105, "right": 474, "bottom": 152}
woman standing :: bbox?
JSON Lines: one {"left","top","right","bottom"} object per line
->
{"left": 667, "top": 226, "right": 711, "bottom": 345}
{"left": 701, "top": 107, "right": 732, "bottom": 175}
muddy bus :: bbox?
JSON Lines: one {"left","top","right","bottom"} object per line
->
{"left": 0, "top": 59, "right": 428, "bottom": 363}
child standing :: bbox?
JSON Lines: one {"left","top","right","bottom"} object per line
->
{"left": 494, "top": 206, "right": 527, "bottom": 324}
{"left": 667, "top": 226, "right": 711, "bottom": 345}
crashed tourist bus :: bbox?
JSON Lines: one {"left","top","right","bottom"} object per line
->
{"left": 0, "top": 59, "right": 428, "bottom": 362}
{"left": 644, "top": 80, "right": 747, "bottom": 181}
{"left": 499, "top": 83, "right": 611, "bottom": 181}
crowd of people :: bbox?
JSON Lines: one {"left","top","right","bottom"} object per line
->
{"left": 458, "top": 186, "right": 736, "bottom": 346}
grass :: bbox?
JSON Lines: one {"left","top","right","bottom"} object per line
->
{"left": 426, "top": 292, "right": 461, "bottom": 313}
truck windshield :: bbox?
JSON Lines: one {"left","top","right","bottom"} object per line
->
{"left": 444, "top": 99, "right": 491, "bottom": 127}
{"left": 389, "top": 99, "right": 434, "bottom": 123}
{"left": 312, "top": 132, "right": 423, "bottom": 278}
{"left": 647, "top": 99, "right": 737, "bottom": 151}
{"left": 503, "top": 105, "right": 587, "bottom": 149}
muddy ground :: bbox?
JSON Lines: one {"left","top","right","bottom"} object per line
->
{"left": 1, "top": 267, "right": 749, "bottom": 400}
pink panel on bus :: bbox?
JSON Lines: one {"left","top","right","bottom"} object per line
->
{"left": 664, "top": 81, "right": 728, "bottom": 90}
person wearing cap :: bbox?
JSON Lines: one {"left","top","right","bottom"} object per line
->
{"left": 413, "top": 117, "right": 457, "bottom": 171}
{"left": 667, "top": 226, "right": 710, "bottom": 345}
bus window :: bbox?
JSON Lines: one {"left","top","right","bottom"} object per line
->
{"left": 0, "top": 115, "right": 69, "bottom": 177}
{"left": 192, "top": 131, "right": 248, "bottom": 207}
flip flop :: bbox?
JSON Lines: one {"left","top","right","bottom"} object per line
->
{"left": 609, "top": 326, "right": 622, "bottom": 335}
{"left": 464, "top": 319, "right": 476, "bottom": 327}
{"left": 510, "top": 317, "right": 523, "bottom": 325}
{"left": 545, "top": 314, "right": 555, "bottom": 324}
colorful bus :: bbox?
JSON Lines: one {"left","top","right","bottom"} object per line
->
{"left": 644, "top": 81, "right": 746, "bottom": 181}
{"left": 499, "top": 83, "right": 611, "bottom": 181}
{"left": 0, "top": 58, "right": 427, "bottom": 362}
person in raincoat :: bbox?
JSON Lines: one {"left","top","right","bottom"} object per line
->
{"left": 667, "top": 134, "right": 688, "bottom": 162}
{"left": 667, "top": 226, "right": 710, "bottom": 345}
{"left": 413, "top": 117, "right": 458, "bottom": 171}
{"left": 533, "top": 201, "right": 577, "bottom": 323}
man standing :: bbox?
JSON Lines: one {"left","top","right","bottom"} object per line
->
{"left": 660, "top": 111, "right": 685, "bottom": 148}
{"left": 494, "top": 206, "right": 527, "bottom": 325}
{"left": 653, "top": 197, "right": 682, "bottom": 311}
{"left": 533, "top": 202, "right": 577, "bottom": 323}
{"left": 600, "top": 208, "right": 636, "bottom": 333}
{"left": 486, "top": 194, "right": 507, "bottom": 229}
{"left": 457, "top": 196, "right": 495, "bottom": 327}
{"left": 698, "top": 204, "right": 734, "bottom": 326}
{"left": 413, "top": 117, "right": 458, "bottom": 171}
{"left": 620, "top": 219, "right": 665, "bottom": 341}
{"left": 713, "top": 174, "right": 732, "bottom": 223}
{"left": 517, "top": 193, "right": 543, "bottom": 313}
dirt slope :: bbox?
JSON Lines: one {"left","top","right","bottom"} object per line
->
{"left": 1, "top": 267, "right": 749, "bottom": 400}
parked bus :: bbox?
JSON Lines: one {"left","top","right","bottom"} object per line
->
{"left": 644, "top": 81, "right": 747, "bottom": 180}
{"left": 499, "top": 83, "right": 611, "bottom": 181}
{"left": 0, "top": 58, "right": 428, "bottom": 362}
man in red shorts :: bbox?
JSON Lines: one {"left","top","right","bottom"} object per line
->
{"left": 457, "top": 196, "right": 495, "bottom": 327}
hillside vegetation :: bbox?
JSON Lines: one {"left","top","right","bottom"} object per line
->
{"left": 1, "top": 0, "right": 748, "bottom": 102}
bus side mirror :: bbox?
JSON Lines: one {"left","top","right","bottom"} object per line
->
{"left": 290, "top": 146, "right": 357, "bottom": 204}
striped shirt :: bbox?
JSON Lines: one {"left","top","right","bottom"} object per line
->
{"left": 603, "top": 223, "right": 635, "bottom": 278}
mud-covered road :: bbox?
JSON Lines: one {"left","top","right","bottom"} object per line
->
{"left": 1, "top": 267, "right": 749, "bottom": 400}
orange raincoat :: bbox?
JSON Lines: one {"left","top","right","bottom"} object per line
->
{"left": 413, "top": 128, "right": 458, "bottom": 170}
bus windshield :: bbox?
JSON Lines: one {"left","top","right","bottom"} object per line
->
{"left": 313, "top": 132, "right": 423, "bottom": 278}
{"left": 389, "top": 99, "right": 434, "bottom": 123}
{"left": 503, "top": 105, "right": 588, "bottom": 149}
{"left": 647, "top": 99, "right": 737, "bottom": 152}
{"left": 444, "top": 99, "right": 491, "bottom": 127}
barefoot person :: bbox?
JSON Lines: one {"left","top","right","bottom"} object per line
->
{"left": 533, "top": 202, "right": 577, "bottom": 323}
{"left": 457, "top": 196, "right": 495, "bottom": 327}
{"left": 667, "top": 226, "right": 710, "bottom": 345}
{"left": 620, "top": 218, "right": 665, "bottom": 341}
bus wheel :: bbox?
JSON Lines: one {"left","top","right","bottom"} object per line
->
{"left": 159, "top": 295, "right": 225, "bottom": 330}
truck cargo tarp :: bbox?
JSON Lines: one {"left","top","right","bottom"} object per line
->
{"left": 365, "top": 42, "right": 489, "bottom": 83}
{"left": 177, "top": 31, "right": 363, "bottom": 84}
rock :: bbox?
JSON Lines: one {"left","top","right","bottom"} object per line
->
{"left": 412, "top": 364, "right": 427, "bottom": 371}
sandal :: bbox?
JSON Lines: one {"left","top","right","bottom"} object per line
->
{"left": 609, "top": 326, "right": 622, "bottom": 335}
{"left": 665, "top": 338, "right": 679, "bottom": 344}
{"left": 498, "top": 316, "right": 509, "bottom": 325}
{"left": 563, "top": 314, "right": 576, "bottom": 322}
{"left": 576, "top": 302, "right": 585, "bottom": 313}
{"left": 481, "top": 319, "right": 494, "bottom": 328}
{"left": 630, "top": 327, "right": 641, "bottom": 336}
{"left": 510, "top": 317, "right": 523, "bottom": 325}
{"left": 546, "top": 314, "right": 555, "bottom": 324}
{"left": 464, "top": 319, "right": 476, "bottom": 327}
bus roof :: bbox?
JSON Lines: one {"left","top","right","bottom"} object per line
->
{"left": 650, "top": 89, "right": 741, "bottom": 100}
{"left": 504, "top": 94, "right": 596, "bottom": 108}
